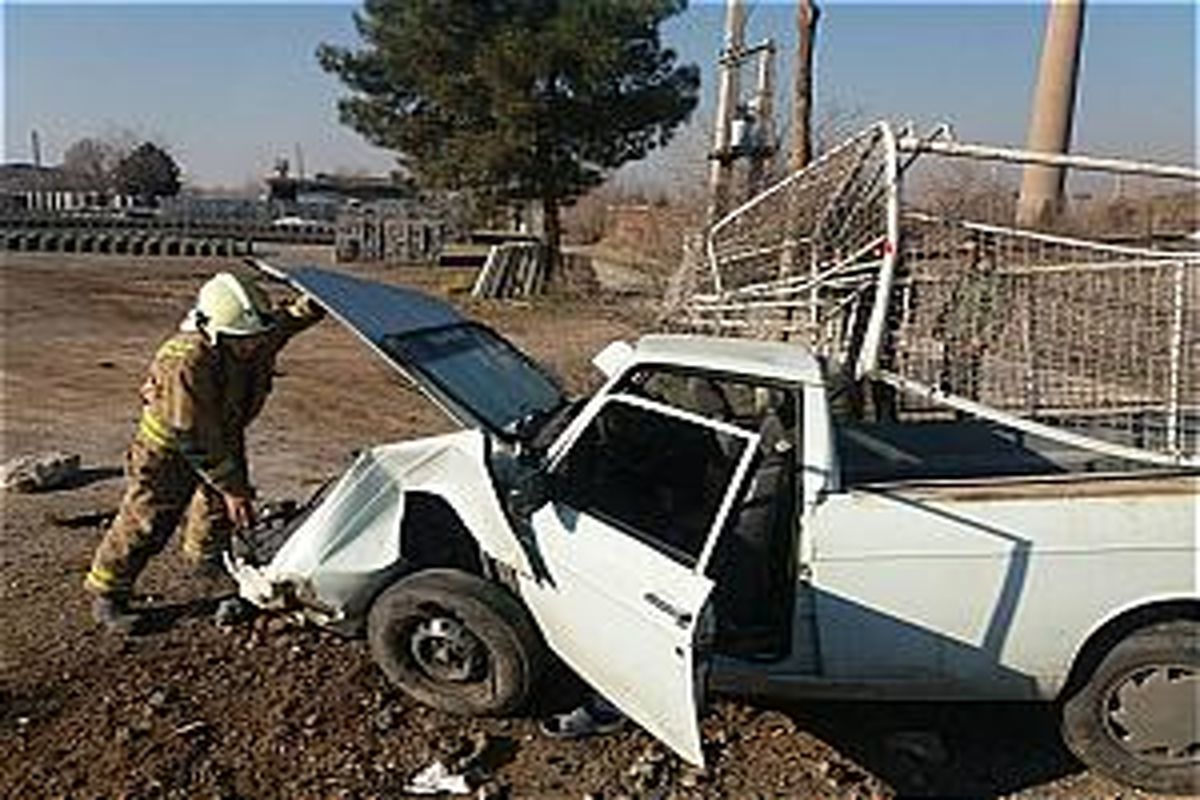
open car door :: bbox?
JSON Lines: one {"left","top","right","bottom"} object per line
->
{"left": 518, "top": 393, "right": 759, "bottom": 765}
{"left": 258, "top": 263, "right": 566, "bottom": 439}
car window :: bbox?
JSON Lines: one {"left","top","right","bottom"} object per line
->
{"left": 617, "top": 366, "right": 797, "bottom": 434}
{"left": 553, "top": 397, "right": 749, "bottom": 567}
{"left": 384, "top": 324, "right": 564, "bottom": 435}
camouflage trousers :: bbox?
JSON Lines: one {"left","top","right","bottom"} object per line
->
{"left": 84, "top": 440, "right": 234, "bottom": 598}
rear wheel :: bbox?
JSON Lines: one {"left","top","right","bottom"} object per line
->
{"left": 367, "top": 568, "right": 546, "bottom": 716}
{"left": 1061, "top": 620, "right": 1199, "bottom": 795}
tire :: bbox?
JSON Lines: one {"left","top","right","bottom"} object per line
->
{"left": 1061, "top": 619, "right": 1199, "bottom": 796}
{"left": 367, "top": 568, "right": 547, "bottom": 717}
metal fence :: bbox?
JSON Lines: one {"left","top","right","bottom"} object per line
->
{"left": 676, "top": 123, "right": 896, "bottom": 371}
{"left": 890, "top": 216, "right": 1197, "bottom": 458}
{"left": 670, "top": 122, "right": 1200, "bottom": 466}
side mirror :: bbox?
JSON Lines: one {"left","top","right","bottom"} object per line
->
{"left": 506, "top": 466, "right": 555, "bottom": 520}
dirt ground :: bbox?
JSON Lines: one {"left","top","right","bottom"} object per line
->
{"left": 1, "top": 252, "right": 1151, "bottom": 799}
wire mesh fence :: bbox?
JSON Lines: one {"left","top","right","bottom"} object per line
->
{"left": 669, "top": 123, "right": 894, "bottom": 366}
{"left": 667, "top": 122, "right": 1200, "bottom": 464}
{"left": 888, "top": 216, "right": 1198, "bottom": 457}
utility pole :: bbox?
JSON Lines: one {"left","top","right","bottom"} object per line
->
{"left": 709, "top": 0, "right": 746, "bottom": 224}
{"left": 746, "top": 41, "right": 777, "bottom": 194}
{"left": 789, "top": 0, "right": 820, "bottom": 173}
{"left": 1016, "top": 0, "right": 1086, "bottom": 227}
{"left": 294, "top": 143, "right": 306, "bottom": 181}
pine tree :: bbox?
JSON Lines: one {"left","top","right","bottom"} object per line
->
{"left": 318, "top": 0, "right": 700, "bottom": 275}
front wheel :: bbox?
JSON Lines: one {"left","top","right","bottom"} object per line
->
{"left": 367, "top": 568, "right": 547, "bottom": 716}
{"left": 1061, "top": 619, "right": 1199, "bottom": 796}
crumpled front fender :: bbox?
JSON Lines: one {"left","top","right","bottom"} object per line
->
{"left": 232, "top": 430, "right": 529, "bottom": 624}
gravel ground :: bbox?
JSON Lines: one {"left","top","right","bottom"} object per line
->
{"left": 0, "top": 253, "right": 1159, "bottom": 799}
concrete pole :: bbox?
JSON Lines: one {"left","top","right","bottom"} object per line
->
{"left": 1016, "top": 0, "right": 1086, "bottom": 228}
{"left": 747, "top": 43, "right": 777, "bottom": 194}
{"left": 789, "top": 0, "right": 820, "bottom": 173}
{"left": 709, "top": 0, "right": 746, "bottom": 223}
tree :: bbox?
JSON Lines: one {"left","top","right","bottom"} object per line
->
{"left": 62, "top": 138, "right": 119, "bottom": 189}
{"left": 318, "top": 0, "right": 700, "bottom": 274}
{"left": 113, "top": 142, "right": 181, "bottom": 205}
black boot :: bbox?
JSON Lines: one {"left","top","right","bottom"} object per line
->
{"left": 91, "top": 594, "right": 142, "bottom": 635}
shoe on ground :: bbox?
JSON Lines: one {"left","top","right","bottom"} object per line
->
{"left": 91, "top": 595, "right": 142, "bottom": 636}
{"left": 540, "top": 698, "right": 625, "bottom": 739}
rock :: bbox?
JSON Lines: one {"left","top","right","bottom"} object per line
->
{"left": 628, "top": 762, "right": 656, "bottom": 780}
{"left": 475, "top": 781, "right": 507, "bottom": 800}
{"left": 451, "top": 731, "right": 491, "bottom": 772}
{"left": 755, "top": 710, "right": 796, "bottom": 736}
{"left": 174, "top": 720, "right": 209, "bottom": 737}
{"left": 640, "top": 744, "right": 666, "bottom": 764}
{"left": 371, "top": 707, "right": 397, "bottom": 733}
{"left": 626, "top": 749, "right": 663, "bottom": 794}
{"left": 147, "top": 688, "right": 169, "bottom": 709}
{"left": 1, "top": 452, "right": 81, "bottom": 492}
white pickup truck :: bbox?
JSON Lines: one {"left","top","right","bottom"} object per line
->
{"left": 233, "top": 266, "right": 1198, "bottom": 795}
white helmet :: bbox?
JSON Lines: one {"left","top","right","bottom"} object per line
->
{"left": 181, "top": 272, "right": 274, "bottom": 343}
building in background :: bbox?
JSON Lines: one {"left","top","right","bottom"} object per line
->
{"left": 0, "top": 163, "right": 132, "bottom": 213}
{"left": 265, "top": 161, "right": 416, "bottom": 222}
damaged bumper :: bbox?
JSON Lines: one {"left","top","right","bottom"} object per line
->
{"left": 229, "top": 430, "right": 529, "bottom": 629}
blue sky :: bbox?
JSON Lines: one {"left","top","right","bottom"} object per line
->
{"left": 4, "top": 1, "right": 1195, "bottom": 190}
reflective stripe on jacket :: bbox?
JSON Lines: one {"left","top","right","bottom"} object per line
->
{"left": 134, "top": 294, "right": 323, "bottom": 495}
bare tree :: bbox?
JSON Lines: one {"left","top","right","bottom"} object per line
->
{"left": 61, "top": 138, "right": 120, "bottom": 188}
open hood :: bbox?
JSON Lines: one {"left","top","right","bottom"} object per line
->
{"left": 263, "top": 264, "right": 566, "bottom": 439}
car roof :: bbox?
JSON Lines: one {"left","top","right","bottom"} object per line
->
{"left": 632, "top": 334, "right": 824, "bottom": 385}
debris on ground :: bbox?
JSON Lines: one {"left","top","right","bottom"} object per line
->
{"left": 624, "top": 743, "right": 670, "bottom": 794}
{"left": 214, "top": 596, "right": 257, "bottom": 627}
{"left": 472, "top": 243, "right": 548, "bottom": 299}
{"left": 2, "top": 451, "right": 81, "bottom": 492}
{"left": 403, "top": 760, "right": 472, "bottom": 795}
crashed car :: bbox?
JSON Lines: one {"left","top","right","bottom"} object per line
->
{"left": 232, "top": 265, "right": 1199, "bottom": 795}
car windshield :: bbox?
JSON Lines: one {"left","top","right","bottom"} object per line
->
{"left": 383, "top": 323, "right": 565, "bottom": 437}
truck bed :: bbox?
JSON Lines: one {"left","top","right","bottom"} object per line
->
{"left": 837, "top": 420, "right": 1183, "bottom": 486}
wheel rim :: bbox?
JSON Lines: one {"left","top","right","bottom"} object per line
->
{"left": 1103, "top": 663, "right": 1200, "bottom": 766}
{"left": 407, "top": 612, "right": 488, "bottom": 684}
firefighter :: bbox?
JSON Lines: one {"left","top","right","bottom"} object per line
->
{"left": 85, "top": 271, "right": 324, "bottom": 634}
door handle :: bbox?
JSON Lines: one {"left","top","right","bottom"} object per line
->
{"left": 644, "top": 592, "right": 693, "bottom": 629}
